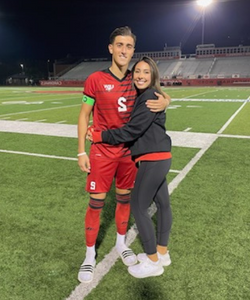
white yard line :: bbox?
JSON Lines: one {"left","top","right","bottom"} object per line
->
{"left": 0, "top": 104, "right": 81, "bottom": 117}
{"left": 219, "top": 134, "right": 250, "bottom": 140}
{"left": 169, "top": 169, "right": 181, "bottom": 174}
{"left": 184, "top": 90, "right": 218, "bottom": 99}
{"left": 217, "top": 99, "right": 248, "bottom": 134}
{"left": 16, "top": 118, "right": 28, "bottom": 121}
{"left": 0, "top": 150, "right": 182, "bottom": 175}
{"left": 0, "top": 95, "right": 80, "bottom": 103}
{"left": 55, "top": 120, "right": 67, "bottom": 124}
{"left": 172, "top": 98, "right": 245, "bottom": 102}
{"left": 0, "top": 150, "right": 77, "bottom": 161}
{"left": 36, "top": 119, "right": 47, "bottom": 122}
{"left": 0, "top": 95, "right": 47, "bottom": 102}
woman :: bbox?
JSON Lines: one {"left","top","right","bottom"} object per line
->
{"left": 91, "top": 56, "right": 172, "bottom": 279}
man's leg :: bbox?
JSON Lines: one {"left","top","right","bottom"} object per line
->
{"left": 78, "top": 156, "right": 116, "bottom": 283}
{"left": 115, "top": 190, "right": 131, "bottom": 236}
{"left": 115, "top": 156, "right": 138, "bottom": 266}
{"left": 78, "top": 193, "right": 106, "bottom": 283}
{"left": 114, "top": 189, "right": 136, "bottom": 266}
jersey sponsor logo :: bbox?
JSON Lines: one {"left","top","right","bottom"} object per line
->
{"left": 103, "top": 84, "right": 114, "bottom": 91}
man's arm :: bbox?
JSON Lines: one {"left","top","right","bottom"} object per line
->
{"left": 77, "top": 103, "right": 93, "bottom": 173}
{"left": 146, "top": 92, "right": 171, "bottom": 112}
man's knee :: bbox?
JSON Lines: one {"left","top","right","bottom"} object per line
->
{"left": 115, "top": 188, "right": 131, "bottom": 195}
{"left": 90, "top": 192, "right": 106, "bottom": 200}
{"left": 116, "top": 192, "right": 131, "bottom": 204}
{"left": 89, "top": 195, "right": 105, "bottom": 209}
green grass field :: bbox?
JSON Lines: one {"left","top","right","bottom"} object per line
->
{"left": 0, "top": 86, "right": 250, "bottom": 300}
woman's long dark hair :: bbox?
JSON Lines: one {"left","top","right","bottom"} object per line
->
{"left": 131, "top": 56, "right": 164, "bottom": 97}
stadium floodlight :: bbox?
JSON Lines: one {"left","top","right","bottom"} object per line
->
{"left": 197, "top": 0, "right": 213, "bottom": 44}
{"left": 197, "top": 0, "right": 213, "bottom": 7}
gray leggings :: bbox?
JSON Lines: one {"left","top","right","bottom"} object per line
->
{"left": 131, "top": 159, "right": 172, "bottom": 255}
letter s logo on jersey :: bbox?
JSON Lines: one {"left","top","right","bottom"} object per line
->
{"left": 90, "top": 181, "right": 96, "bottom": 190}
{"left": 118, "top": 97, "right": 127, "bottom": 112}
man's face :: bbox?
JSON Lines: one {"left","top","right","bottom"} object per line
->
{"left": 108, "top": 35, "right": 135, "bottom": 68}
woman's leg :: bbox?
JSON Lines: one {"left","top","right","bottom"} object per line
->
{"left": 154, "top": 178, "right": 172, "bottom": 251}
{"left": 154, "top": 159, "right": 172, "bottom": 252}
{"left": 131, "top": 160, "right": 170, "bottom": 255}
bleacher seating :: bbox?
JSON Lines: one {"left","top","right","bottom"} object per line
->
{"left": 59, "top": 61, "right": 111, "bottom": 80}
{"left": 209, "top": 56, "right": 250, "bottom": 78}
{"left": 58, "top": 56, "right": 250, "bottom": 80}
{"left": 194, "top": 58, "right": 214, "bottom": 77}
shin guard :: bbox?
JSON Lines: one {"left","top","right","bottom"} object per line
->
{"left": 115, "top": 193, "right": 131, "bottom": 235}
{"left": 85, "top": 198, "right": 104, "bottom": 247}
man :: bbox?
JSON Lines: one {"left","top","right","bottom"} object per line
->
{"left": 77, "top": 26, "right": 170, "bottom": 283}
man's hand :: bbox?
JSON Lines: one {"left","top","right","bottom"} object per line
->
{"left": 78, "top": 155, "right": 91, "bottom": 173}
{"left": 146, "top": 92, "right": 171, "bottom": 112}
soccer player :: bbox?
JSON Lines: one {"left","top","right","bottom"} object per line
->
{"left": 91, "top": 56, "right": 172, "bottom": 279}
{"left": 77, "top": 27, "right": 170, "bottom": 283}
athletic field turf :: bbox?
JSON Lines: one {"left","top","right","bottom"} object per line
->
{"left": 0, "top": 86, "right": 250, "bottom": 300}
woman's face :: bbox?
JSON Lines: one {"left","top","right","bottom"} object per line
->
{"left": 133, "top": 61, "right": 152, "bottom": 91}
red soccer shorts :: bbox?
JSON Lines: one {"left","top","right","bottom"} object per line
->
{"left": 86, "top": 155, "right": 137, "bottom": 193}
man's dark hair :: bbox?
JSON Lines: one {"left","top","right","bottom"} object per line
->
{"left": 109, "top": 26, "right": 136, "bottom": 46}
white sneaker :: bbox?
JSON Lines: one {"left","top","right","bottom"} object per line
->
{"left": 77, "top": 259, "right": 96, "bottom": 283}
{"left": 137, "top": 251, "right": 171, "bottom": 266}
{"left": 128, "top": 257, "right": 164, "bottom": 279}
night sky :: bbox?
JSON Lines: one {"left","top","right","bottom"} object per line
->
{"left": 0, "top": 0, "right": 250, "bottom": 62}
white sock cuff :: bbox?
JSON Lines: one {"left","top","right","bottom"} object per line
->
{"left": 86, "top": 245, "right": 95, "bottom": 255}
{"left": 116, "top": 232, "right": 126, "bottom": 245}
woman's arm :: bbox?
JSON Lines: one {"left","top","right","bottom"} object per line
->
{"left": 92, "top": 90, "right": 158, "bottom": 145}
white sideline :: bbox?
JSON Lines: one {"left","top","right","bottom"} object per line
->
{"left": 0, "top": 120, "right": 78, "bottom": 138}
{"left": 0, "top": 120, "right": 216, "bottom": 148}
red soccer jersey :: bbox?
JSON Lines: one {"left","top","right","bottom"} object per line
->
{"left": 84, "top": 69, "right": 137, "bottom": 159}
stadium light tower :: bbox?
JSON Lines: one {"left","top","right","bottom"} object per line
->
{"left": 197, "top": 0, "right": 213, "bottom": 44}
{"left": 20, "top": 64, "right": 24, "bottom": 73}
